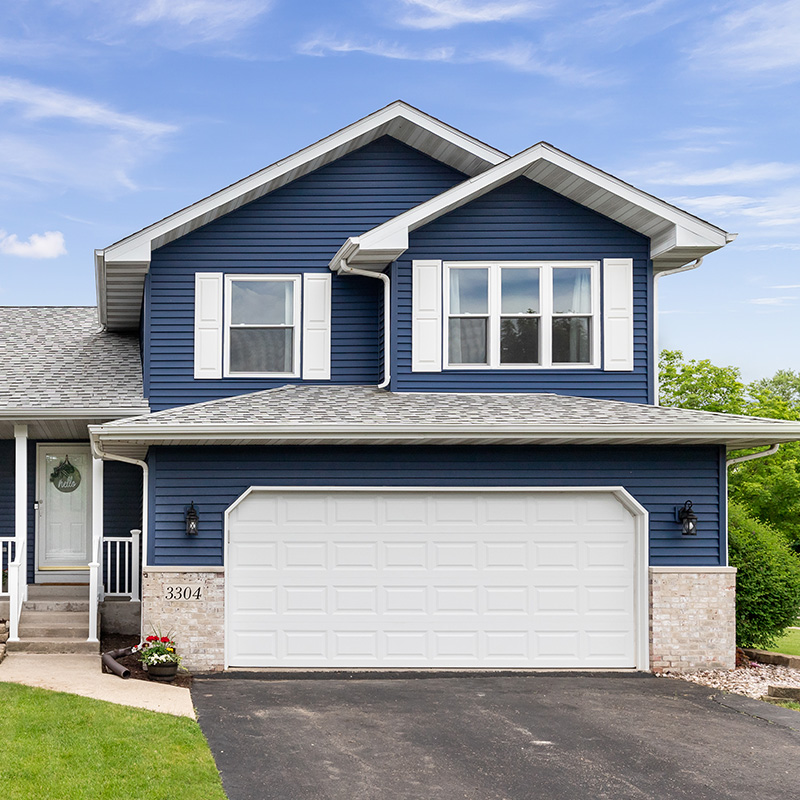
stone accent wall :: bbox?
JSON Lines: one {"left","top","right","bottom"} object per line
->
{"left": 142, "top": 570, "right": 224, "bottom": 673}
{"left": 650, "top": 567, "right": 737, "bottom": 672}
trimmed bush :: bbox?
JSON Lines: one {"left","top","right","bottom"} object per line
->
{"left": 728, "top": 501, "right": 800, "bottom": 649}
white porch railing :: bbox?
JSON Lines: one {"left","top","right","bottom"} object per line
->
{"left": 6, "top": 535, "right": 26, "bottom": 641}
{"left": 102, "top": 530, "right": 141, "bottom": 600}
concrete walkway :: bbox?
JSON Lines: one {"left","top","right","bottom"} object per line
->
{"left": 0, "top": 653, "right": 195, "bottom": 718}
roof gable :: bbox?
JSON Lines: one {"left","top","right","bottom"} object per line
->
{"left": 97, "top": 102, "right": 507, "bottom": 330}
{"left": 331, "top": 141, "right": 734, "bottom": 275}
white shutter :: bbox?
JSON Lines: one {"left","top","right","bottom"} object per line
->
{"left": 411, "top": 260, "right": 443, "bottom": 372}
{"left": 603, "top": 258, "right": 634, "bottom": 371}
{"left": 194, "top": 272, "right": 223, "bottom": 379}
{"left": 302, "top": 272, "right": 332, "bottom": 380}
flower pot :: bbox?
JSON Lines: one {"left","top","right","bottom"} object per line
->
{"left": 147, "top": 662, "right": 178, "bottom": 682}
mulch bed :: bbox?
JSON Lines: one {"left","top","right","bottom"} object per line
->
{"left": 100, "top": 634, "right": 193, "bottom": 689}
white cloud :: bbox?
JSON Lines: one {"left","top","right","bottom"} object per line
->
{"left": 671, "top": 190, "right": 800, "bottom": 228}
{"left": 692, "top": 1, "right": 800, "bottom": 77}
{"left": 397, "top": 0, "right": 545, "bottom": 30}
{"left": 748, "top": 296, "right": 797, "bottom": 306}
{"left": 130, "top": 0, "right": 273, "bottom": 42}
{"left": 628, "top": 161, "right": 800, "bottom": 187}
{"left": 299, "top": 36, "right": 456, "bottom": 62}
{"left": 771, "top": 284, "right": 800, "bottom": 288}
{"left": 298, "top": 35, "right": 607, "bottom": 84}
{"left": 0, "top": 77, "right": 175, "bottom": 138}
{"left": 0, "top": 77, "right": 176, "bottom": 193}
{"left": 0, "top": 230, "right": 66, "bottom": 259}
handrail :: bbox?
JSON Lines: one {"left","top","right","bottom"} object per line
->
{"left": 7, "top": 535, "right": 26, "bottom": 642}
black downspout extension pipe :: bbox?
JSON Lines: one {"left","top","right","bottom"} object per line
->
{"left": 102, "top": 647, "right": 134, "bottom": 679}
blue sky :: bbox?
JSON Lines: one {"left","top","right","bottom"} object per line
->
{"left": 0, "top": 0, "right": 797, "bottom": 381}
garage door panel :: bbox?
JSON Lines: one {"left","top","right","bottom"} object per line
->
{"left": 227, "top": 490, "right": 639, "bottom": 668}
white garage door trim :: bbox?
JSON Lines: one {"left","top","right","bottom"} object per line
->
{"left": 224, "top": 486, "right": 649, "bottom": 671}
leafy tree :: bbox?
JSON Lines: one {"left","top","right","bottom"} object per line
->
{"left": 659, "top": 350, "right": 800, "bottom": 549}
{"left": 658, "top": 350, "right": 747, "bottom": 414}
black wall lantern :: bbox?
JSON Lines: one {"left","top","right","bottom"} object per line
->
{"left": 186, "top": 502, "right": 199, "bottom": 536}
{"left": 676, "top": 500, "right": 698, "bottom": 536}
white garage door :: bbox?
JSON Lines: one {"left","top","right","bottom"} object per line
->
{"left": 226, "top": 489, "right": 641, "bottom": 669}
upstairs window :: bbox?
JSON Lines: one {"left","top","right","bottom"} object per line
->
{"left": 224, "top": 275, "right": 301, "bottom": 377}
{"left": 445, "top": 262, "right": 599, "bottom": 368}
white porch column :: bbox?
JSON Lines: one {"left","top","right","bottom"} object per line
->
{"left": 14, "top": 425, "right": 27, "bottom": 544}
{"left": 88, "top": 455, "right": 104, "bottom": 642}
{"left": 9, "top": 425, "right": 28, "bottom": 642}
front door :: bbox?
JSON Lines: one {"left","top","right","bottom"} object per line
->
{"left": 36, "top": 445, "right": 93, "bottom": 579}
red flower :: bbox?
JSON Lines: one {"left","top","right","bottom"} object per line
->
{"left": 160, "top": 637, "right": 170, "bottom": 643}
{"left": 146, "top": 636, "right": 158, "bottom": 642}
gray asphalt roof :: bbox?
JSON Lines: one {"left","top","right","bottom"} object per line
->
{"left": 0, "top": 307, "right": 148, "bottom": 411}
{"left": 97, "top": 385, "right": 800, "bottom": 448}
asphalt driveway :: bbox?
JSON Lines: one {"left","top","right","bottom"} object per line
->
{"left": 192, "top": 674, "right": 800, "bottom": 800}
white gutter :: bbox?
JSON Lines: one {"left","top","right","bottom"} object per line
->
{"left": 727, "top": 443, "right": 779, "bottom": 466}
{"left": 337, "top": 262, "right": 391, "bottom": 389}
{"left": 654, "top": 257, "right": 703, "bottom": 404}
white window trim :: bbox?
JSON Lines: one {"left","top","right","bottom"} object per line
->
{"left": 443, "top": 261, "right": 601, "bottom": 370}
{"left": 223, "top": 274, "right": 302, "bottom": 378}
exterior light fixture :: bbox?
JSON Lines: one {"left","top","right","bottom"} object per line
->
{"left": 677, "top": 500, "right": 698, "bottom": 536}
{"left": 186, "top": 502, "right": 199, "bottom": 536}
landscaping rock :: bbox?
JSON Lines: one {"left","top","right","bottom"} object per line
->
{"left": 658, "top": 662, "right": 800, "bottom": 699}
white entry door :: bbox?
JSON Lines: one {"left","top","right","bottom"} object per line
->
{"left": 37, "top": 445, "right": 93, "bottom": 576}
{"left": 226, "top": 488, "right": 645, "bottom": 670}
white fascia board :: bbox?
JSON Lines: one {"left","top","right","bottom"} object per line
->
{"left": 90, "top": 421, "right": 800, "bottom": 446}
{"left": 337, "top": 142, "right": 732, "bottom": 271}
{"left": 0, "top": 407, "right": 149, "bottom": 419}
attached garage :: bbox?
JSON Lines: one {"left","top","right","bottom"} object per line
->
{"left": 225, "top": 487, "right": 649, "bottom": 670}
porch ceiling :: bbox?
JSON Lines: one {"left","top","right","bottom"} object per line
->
{"left": 0, "top": 417, "right": 125, "bottom": 441}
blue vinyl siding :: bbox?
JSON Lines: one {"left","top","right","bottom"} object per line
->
{"left": 148, "top": 444, "right": 725, "bottom": 568}
{"left": 145, "top": 137, "right": 467, "bottom": 411}
{"left": 393, "top": 177, "right": 653, "bottom": 402}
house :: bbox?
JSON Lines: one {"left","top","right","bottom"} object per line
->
{"left": 3, "top": 102, "right": 799, "bottom": 672}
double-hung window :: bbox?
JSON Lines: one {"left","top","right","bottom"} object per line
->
{"left": 445, "top": 261, "right": 599, "bottom": 368}
{"left": 224, "top": 275, "right": 301, "bottom": 377}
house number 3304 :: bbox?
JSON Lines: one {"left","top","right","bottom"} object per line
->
{"left": 164, "top": 585, "right": 203, "bottom": 601}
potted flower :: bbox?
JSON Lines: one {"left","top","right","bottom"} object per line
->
{"left": 137, "top": 634, "right": 183, "bottom": 681}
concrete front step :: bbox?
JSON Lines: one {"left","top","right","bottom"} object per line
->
{"left": 27, "top": 584, "right": 89, "bottom": 600}
{"left": 22, "top": 600, "right": 90, "bottom": 613}
{"left": 6, "top": 638, "right": 99, "bottom": 655}
{"left": 19, "top": 620, "right": 90, "bottom": 638}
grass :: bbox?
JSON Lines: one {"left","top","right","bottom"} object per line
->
{"left": 0, "top": 683, "right": 226, "bottom": 800}
{"left": 771, "top": 627, "right": 800, "bottom": 657}
{"left": 765, "top": 698, "right": 800, "bottom": 712}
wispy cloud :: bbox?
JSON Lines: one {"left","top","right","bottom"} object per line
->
{"left": 671, "top": 189, "right": 800, "bottom": 229}
{"left": 748, "top": 296, "right": 797, "bottom": 306}
{"left": 691, "top": 1, "right": 800, "bottom": 78}
{"left": 0, "top": 230, "right": 66, "bottom": 259}
{"left": 0, "top": 77, "right": 175, "bottom": 138}
{"left": 628, "top": 161, "right": 800, "bottom": 187}
{"left": 771, "top": 284, "right": 800, "bottom": 289}
{"left": 0, "top": 77, "right": 176, "bottom": 192}
{"left": 299, "top": 35, "right": 608, "bottom": 84}
{"left": 128, "top": 0, "right": 274, "bottom": 42}
{"left": 397, "top": 0, "right": 545, "bottom": 30}
{"left": 299, "top": 36, "right": 456, "bottom": 62}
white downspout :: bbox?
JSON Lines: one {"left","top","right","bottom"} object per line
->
{"left": 89, "top": 438, "right": 148, "bottom": 638}
{"left": 726, "top": 443, "right": 779, "bottom": 466}
{"left": 337, "top": 262, "right": 391, "bottom": 389}
{"left": 654, "top": 257, "right": 703, "bottom": 405}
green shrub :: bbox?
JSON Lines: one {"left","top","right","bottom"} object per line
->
{"left": 728, "top": 501, "right": 800, "bottom": 649}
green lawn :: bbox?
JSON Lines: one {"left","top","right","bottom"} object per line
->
{"left": 0, "top": 683, "right": 226, "bottom": 800}
{"left": 772, "top": 628, "right": 800, "bottom": 657}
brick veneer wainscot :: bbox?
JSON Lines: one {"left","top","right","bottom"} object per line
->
{"left": 142, "top": 570, "right": 224, "bottom": 673}
{"left": 649, "top": 567, "right": 737, "bottom": 672}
